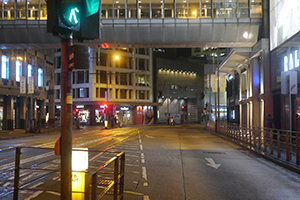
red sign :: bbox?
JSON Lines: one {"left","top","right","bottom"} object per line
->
{"left": 100, "top": 43, "right": 110, "bottom": 49}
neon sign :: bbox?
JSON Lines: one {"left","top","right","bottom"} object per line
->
{"left": 284, "top": 50, "right": 300, "bottom": 72}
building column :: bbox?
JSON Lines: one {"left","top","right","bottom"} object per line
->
{"left": 48, "top": 79, "right": 56, "bottom": 125}
{"left": 20, "top": 97, "right": 26, "bottom": 129}
{"left": 251, "top": 57, "right": 261, "bottom": 127}
{"left": 6, "top": 96, "right": 14, "bottom": 130}
{"left": 92, "top": 105, "right": 97, "bottom": 126}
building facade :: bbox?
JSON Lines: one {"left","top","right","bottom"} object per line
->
{"left": 54, "top": 47, "right": 157, "bottom": 126}
{"left": 0, "top": 49, "right": 55, "bottom": 131}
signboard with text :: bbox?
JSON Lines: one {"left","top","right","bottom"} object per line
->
{"left": 20, "top": 76, "right": 26, "bottom": 94}
{"left": 28, "top": 77, "right": 34, "bottom": 94}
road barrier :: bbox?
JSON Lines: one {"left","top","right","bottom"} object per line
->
{"left": 208, "top": 122, "right": 300, "bottom": 168}
{"left": 10, "top": 146, "right": 124, "bottom": 200}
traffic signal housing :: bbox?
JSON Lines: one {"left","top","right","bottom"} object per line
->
{"left": 47, "top": 0, "right": 100, "bottom": 40}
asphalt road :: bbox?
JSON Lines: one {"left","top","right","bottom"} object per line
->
{"left": 1, "top": 125, "right": 300, "bottom": 200}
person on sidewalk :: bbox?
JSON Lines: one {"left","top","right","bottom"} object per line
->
{"left": 264, "top": 114, "right": 274, "bottom": 138}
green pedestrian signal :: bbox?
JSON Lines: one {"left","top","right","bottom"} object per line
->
{"left": 59, "top": 0, "right": 99, "bottom": 28}
{"left": 59, "top": 1, "right": 82, "bottom": 27}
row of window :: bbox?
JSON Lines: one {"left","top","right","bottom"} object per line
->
{"left": 95, "top": 70, "right": 150, "bottom": 86}
{"left": 95, "top": 53, "right": 150, "bottom": 71}
{"left": 1, "top": 55, "right": 43, "bottom": 87}
{"left": 54, "top": 88, "right": 89, "bottom": 99}
{"left": 0, "top": 0, "right": 261, "bottom": 20}
{"left": 95, "top": 87, "right": 150, "bottom": 100}
{"left": 101, "top": 0, "right": 262, "bottom": 19}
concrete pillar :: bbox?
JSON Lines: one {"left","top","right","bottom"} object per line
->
{"left": 40, "top": 100, "right": 45, "bottom": 124}
{"left": 6, "top": 96, "right": 14, "bottom": 130}
{"left": 20, "top": 97, "right": 26, "bottom": 129}
{"left": 251, "top": 57, "right": 261, "bottom": 127}
{"left": 89, "top": 105, "right": 96, "bottom": 126}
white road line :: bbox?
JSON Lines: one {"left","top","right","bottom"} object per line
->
{"left": 46, "top": 191, "right": 61, "bottom": 196}
{"left": 140, "top": 145, "right": 143, "bottom": 151}
{"left": 30, "top": 182, "right": 43, "bottom": 189}
{"left": 142, "top": 167, "right": 148, "bottom": 180}
{"left": 145, "top": 135, "right": 154, "bottom": 138}
{"left": 0, "top": 152, "right": 53, "bottom": 170}
{"left": 139, "top": 139, "right": 142, "bottom": 143}
{"left": 132, "top": 171, "right": 140, "bottom": 174}
{"left": 143, "top": 182, "right": 148, "bottom": 186}
{"left": 90, "top": 152, "right": 104, "bottom": 161}
{"left": 3, "top": 182, "right": 10, "bottom": 187}
{"left": 24, "top": 191, "right": 43, "bottom": 200}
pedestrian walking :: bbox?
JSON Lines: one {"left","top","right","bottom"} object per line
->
{"left": 264, "top": 114, "right": 274, "bottom": 138}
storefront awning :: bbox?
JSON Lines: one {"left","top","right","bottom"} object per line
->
{"left": 218, "top": 49, "right": 249, "bottom": 75}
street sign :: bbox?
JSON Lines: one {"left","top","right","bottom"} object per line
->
{"left": 20, "top": 76, "right": 26, "bottom": 94}
{"left": 28, "top": 77, "right": 34, "bottom": 94}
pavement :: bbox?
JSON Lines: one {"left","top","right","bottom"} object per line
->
{"left": 0, "top": 129, "right": 60, "bottom": 140}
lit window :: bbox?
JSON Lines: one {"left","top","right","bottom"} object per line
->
{"left": 16, "top": 60, "right": 22, "bottom": 82}
{"left": 28, "top": 64, "right": 32, "bottom": 80}
{"left": 80, "top": 88, "right": 84, "bottom": 97}
{"left": 38, "top": 68, "right": 43, "bottom": 87}
{"left": 1, "top": 55, "right": 9, "bottom": 79}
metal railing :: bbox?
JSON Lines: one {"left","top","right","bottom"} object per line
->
{"left": 11, "top": 146, "right": 125, "bottom": 200}
{"left": 212, "top": 122, "right": 300, "bottom": 167}
{"left": 85, "top": 152, "right": 125, "bottom": 200}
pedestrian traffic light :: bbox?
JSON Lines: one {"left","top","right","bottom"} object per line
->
{"left": 181, "top": 105, "right": 185, "bottom": 111}
{"left": 47, "top": 0, "right": 100, "bottom": 40}
{"left": 59, "top": 0, "right": 99, "bottom": 28}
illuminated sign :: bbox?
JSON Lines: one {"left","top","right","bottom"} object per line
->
{"left": 76, "top": 105, "right": 84, "bottom": 108}
{"left": 284, "top": 50, "right": 300, "bottom": 72}
{"left": 270, "top": 0, "right": 300, "bottom": 50}
{"left": 101, "top": 43, "right": 110, "bottom": 49}
{"left": 120, "top": 107, "right": 129, "bottom": 111}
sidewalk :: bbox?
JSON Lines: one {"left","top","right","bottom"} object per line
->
{"left": 0, "top": 128, "right": 60, "bottom": 140}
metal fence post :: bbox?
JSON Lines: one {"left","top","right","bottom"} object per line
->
{"left": 286, "top": 132, "right": 290, "bottom": 161}
{"left": 13, "top": 147, "right": 21, "bottom": 200}
{"left": 296, "top": 132, "right": 299, "bottom": 165}
{"left": 85, "top": 173, "right": 91, "bottom": 200}
{"left": 119, "top": 153, "right": 125, "bottom": 199}
{"left": 114, "top": 157, "right": 119, "bottom": 200}
{"left": 91, "top": 173, "right": 97, "bottom": 200}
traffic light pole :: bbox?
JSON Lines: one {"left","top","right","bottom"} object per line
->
{"left": 60, "top": 37, "right": 72, "bottom": 200}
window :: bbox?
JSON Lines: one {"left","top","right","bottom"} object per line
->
{"left": 127, "top": 0, "right": 137, "bottom": 18}
{"left": 176, "top": 0, "right": 187, "bottom": 18}
{"left": 213, "top": 0, "right": 224, "bottom": 18}
{"left": 189, "top": 0, "right": 200, "bottom": 18}
{"left": 16, "top": 60, "right": 22, "bottom": 82}
{"left": 114, "top": 0, "right": 125, "bottom": 19}
{"left": 2, "top": 0, "right": 15, "bottom": 20}
{"left": 120, "top": 73, "right": 127, "bottom": 85}
{"left": 100, "top": 70, "right": 107, "bottom": 83}
{"left": 102, "top": 0, "right": 113, "bottom": 19}
{"left": 38, "top": 68, "right": 43, "bottom": 87}
{"left": 100, "top": 88, "right": 106, "bottom": 98}
{"left": 120, "top": 89, "right": 127, "bottom": 99}
{"left": 151, "top": 0, "right": 162, "bottom": 18}
{"left": 79, "top": 88, "right": 84, "bottom": 98}
{"left": 165, "top": 0, "right": 174, "bottom": 18}
{"left": 1, "top": 55, "right": 9, "bottom": 79}
{"left": 28, "top": 64, "right": 32, "bottom": 79}
{"left": 77, "top": 71, "right": 85, "bottom": 83}
{"left": 238, "top": 0, "right": 249, "bottom": 18}
{"left": 201, "top": 0, "right": 212, "bottom": 18}
{"left": 16, "top": 0, "right": 26, "bottom": 19}
{"left": 225, "top": 0, "right": 237, "bottom": 18}
{"left": 250, "top": 0, "right": 262, "bottom": 18}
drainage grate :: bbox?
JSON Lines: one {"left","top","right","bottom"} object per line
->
{"left": 202, "top": 151, "right": 226, "bottom": 154}
{"left": 98, "top": 179, "right": 114, "bottom": 186}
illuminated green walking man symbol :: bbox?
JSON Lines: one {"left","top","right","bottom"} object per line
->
{"left": 69, "top": 7, "right": 79, "bottom": 25}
